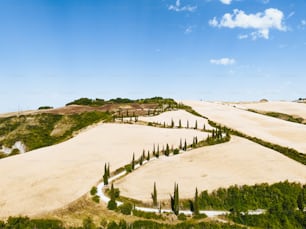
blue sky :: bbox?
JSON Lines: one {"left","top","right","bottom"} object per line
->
{"left": 0, "top": 0, "right": 306, "bottom": 112}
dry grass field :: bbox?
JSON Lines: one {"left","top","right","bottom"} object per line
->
{"left": 115, "top": 136, "right": 306, "bottom": 202}
{"left": 0, "top": 123, "right": 207, "bottom": 218}
{"left": 232, "top": 101, "right": 306, "bottom": 119}
{"left": 184, "top": 101, "right": 306, "bottom": 154}
{"left": 138, "top": 110, "right": 213, "bottom": 129}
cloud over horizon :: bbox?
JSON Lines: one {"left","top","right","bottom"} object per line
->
{"left": 209, "top": 8, "right": 286, "bottom": 39}
{"left": 220, "top": 0, "right": 232, "bottom": 5}
{"left": 210, "top": 58, "right": 236, "bottom": 65}
{"left": 168, "top": 0, "right": 197, "bottom": 12}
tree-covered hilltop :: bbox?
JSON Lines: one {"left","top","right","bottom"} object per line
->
{"left": 65, "top": 96, "right": 178, "bottom": 107}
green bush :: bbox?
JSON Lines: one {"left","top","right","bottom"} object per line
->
{"left": 177, "top": 213, "right": 187, "bottom": 221}
{"left": 90, "top": 186, "right": 97, "bottom": 195}
{"left": 132, "top": 209, "right": 164, "bottom": 220}
{"left": 92, "top": 195, "right": 100, "bottom": 203}
{"left": 173, "top": 148, "right": 179, "bottom": 155}
{"left": 192, "top": 213, "right": 207, "bottom": 219}
{"left": 107, "top": 199, "right": 117, "bottom": 210}
{"left": 125, "top": 164, "right": 132, "bottom": 173}
{"left": 118, "top": 202, "right": 133, "bottom": 215}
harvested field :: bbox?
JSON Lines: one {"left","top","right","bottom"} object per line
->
{"left": 115, "top": 136, "right": 306, "bottom": 201}
{"left": 233, "top": 101, "right": 306, "bottom": 121}
{"left": 138, "top": 110, "right": 213, "bottom": 130}
{"left": 0, "top": 123, "right": 208, "bottom": 218}
{"left": 184, "top": 101, "right": 306, "bottom": 154}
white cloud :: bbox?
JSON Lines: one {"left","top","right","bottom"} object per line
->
{"left": 209, "top": 8, "right": 286, "bottom": 39}
{"left": 168, "top": 0, "right": 197, "bottom": 12}
{"left": 184, "top": 25, "right": 194, "bottom": 34}
{"left": 301, "top": 20, "right": 306, "bottom": 26}
{"left": 210, "top": 58, "right": 236, "bottom": 65}
{"left": 220, "top": 0, "right": 232, "bottom": 5}
{"left": 262, "top": 0, "right": 269, "bottom": 4}
{"left": 238, "top": 34, "right": 248, "bottom": 39}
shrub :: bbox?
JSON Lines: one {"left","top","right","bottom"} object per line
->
{"left": 82, "top": 217, "right": 95, "bottom": 229}
{"left": 125, "top": 164, "right": 132, "bottom": 173}
{"left": 177, "top": 213, "right": 187, "bottom": 221}
{"left": 132, "top": 210, "right": 164, "bottom": 220}
{"left": 92, "top": 195, "right": 100, "bottom": 203}
{"left": 192, "top": 213, "right": 207, "bottom": 219}
{"left": 118, "top": 202, "right": 133, "bottom": 215}
{"left": 38, "top": 106, "right": 53, "bottom": 110}
{"left": 107, "top": 199, "right": 117, "bottom": 210}
{"left": 90, "top": 186, "right": 97, "bottom": 195}
{"left": 173, "top": 148, "right": 179, "bottom": 155}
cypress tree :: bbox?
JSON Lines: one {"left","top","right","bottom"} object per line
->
{"left": 195, "top": 120, "right": 198, "bottom": 129}
{"left": 175, "top": 183, "right": 179, "bottom": 215}
{"left": 147, "top": 151, "right": 150, "bottom": 161}
{"left": 184, "top": 139, "right": 187, "bottom": 151}
{"left": 156, "top": 145, "right": 160, "bottom": 158}
{"left": 142, "top": 149, "right": 145, "bottom": 160}
{"left": 163, "top": 121, "right": 166, "bottom": 128}
{"left": 170, "top": 183, "right": 179, "bottom": 215}
{"left": 187, "top": 120, "right": 189, "bottom": 129}
{"left": 165, "top": 144, "right": 170, "bottom": 156}
{"left": 171, "top": 119, "right": 174, "bottom": 128}
{"left": 131, "top": 153, "right": 135, "bottom": 170}
{"left": 104, "top": 163, "right": 107, "bottom": 176}
{"left": 179, "top": 139, "right": 182, "bottom": 150}
{"left": 179, "top": 119, "right": 182, "bottom": 128}
{"left": 103, "top": 163, "right": 110, "bottom": 185}
{"left": 107, "top": 183, "right": 117, "bottom": 210}
{"left": 153, "top": 144, "right": 156, "bottom": 156}
{"left": 139, "top": 155, "right": 143, "bottom": 166}
{"left": 194, "top": 188, "right": 199, "bottom": 215}
{"left": 103, "top": 169, "right": 108, "bottom": 185}
{"left": 151, "top": 182, "right": 158, "bottom": 207}
{"left": 203, "top": 124, "right": 206, "bottom": 131}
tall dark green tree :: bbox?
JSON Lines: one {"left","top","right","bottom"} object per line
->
{"left": 171, "top": 119, "right": 174, "bottom": 128}
{"left": 170, "top": 183, "right": 179, "bottom": 215}
{"left": 142, "top": 149, "right": 146, "bottom": 160}
{"left": 103, "top": 163, "right": 110, "bottom": 185}
{"left": 139, "top": 155, "right": 143, "bottom": 166}
{"left": 153, "top": 144, "right": 156, "bottom": 156}
{"left": 165, "top": 144, "right": 170, "bottom": 156}
{"left": 107, "top": 183, "right": 117, "bottom": 210}
{"left": 195, "top": 120, "right": 198, "bottom": 129}
{"left": 183, "top": 139, "right": 187, "bottom": 151}
{"left": 156, "top": 145, "right": 160, "bottom": 158}
{"left": 151, "top": 182, "right": 158, "bottom": 207}
{"left": 187, "top": 120, "right": 189, "bottom": 128}
{"left": 179, "top": 119, "right": 182, "bottom": 128}
{"left": 194, "top": 188, "right": 199, "bottom": 215}
{"left": 179, "top": 139, "right": 182, "bottom": 150}
{"left": 131, "top": 153, "right": 135, "bottom": 170}
{"left": 147, "top": 151, "right": 150, "bottom": 161}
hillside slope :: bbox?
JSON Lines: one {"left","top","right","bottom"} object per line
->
{"left": 0, "top": 123, "right": 207, "bottom": 217}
